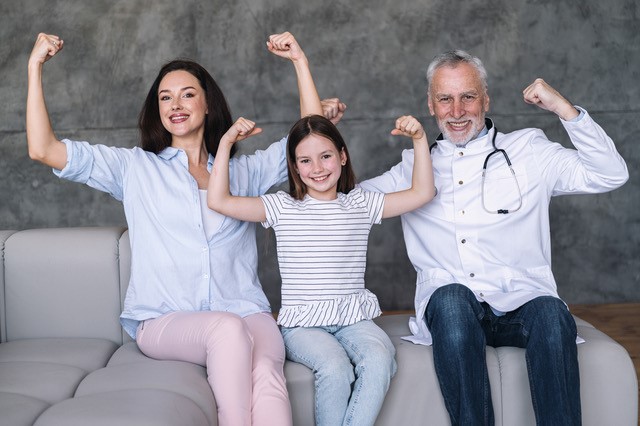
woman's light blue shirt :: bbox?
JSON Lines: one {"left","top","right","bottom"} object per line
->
{"left": 54, "top": 137, "right": 288, "bottom": 338}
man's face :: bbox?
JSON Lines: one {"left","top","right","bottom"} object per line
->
{"left": 428, "top": 63, "right": 490, "bottom": 145}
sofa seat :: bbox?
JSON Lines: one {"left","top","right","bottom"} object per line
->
{"left": 0, "top": 227, "right": 636, "bottom": 425}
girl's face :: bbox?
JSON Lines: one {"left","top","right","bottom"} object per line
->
{"left": 158, "top": 70, "right": 208, "bottom": 143}
{"left": 294, "top": 133, "right": 347, "bottom": 201}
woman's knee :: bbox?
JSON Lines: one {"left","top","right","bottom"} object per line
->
{"left": 201, "top": 312, "right": 253, "bottom": 348}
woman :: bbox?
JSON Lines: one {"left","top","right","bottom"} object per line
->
{"left": 26, "top": 31, "right": 320, "bottom": 426}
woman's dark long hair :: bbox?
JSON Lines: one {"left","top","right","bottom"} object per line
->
{"left": 286, "top": 115, "right": 356, "bottom": 200}
{"left": 138, "top": 59, "right": 235, "bottom": 156}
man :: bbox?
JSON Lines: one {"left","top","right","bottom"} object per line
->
{"left": 356, "top": 50, "right": 629, "bottom": 425}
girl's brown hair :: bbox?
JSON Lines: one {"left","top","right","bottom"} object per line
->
{"left": 286, "top": 115, "right": 356, "bottom": 200}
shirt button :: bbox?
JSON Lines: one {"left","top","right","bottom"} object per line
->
{"left": 458, "top": 152, "right": 464, "bottom": 157}
{"left": 202, "top": 247, "right": 208, "bottom": 252}
{"left": 459, "top": 210, "right": 465, "bottom": 216}
{"left": 469, "top": 273, "right": 475, "bottom": 278}
{"left": 480, "top": 292, "right": 484, "bottom": 297}
{"left": 203, "top": 274, "right": 209, "bottom": 279}
{"left": 461, "top": 239, "right": 466, "bottom": 244}
{"left": 458, "top": 180, "right": 464, "bottom": 185}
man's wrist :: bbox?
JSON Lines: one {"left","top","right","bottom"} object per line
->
{"left": 557, "top": 104, "right": 580, "bottom": 121}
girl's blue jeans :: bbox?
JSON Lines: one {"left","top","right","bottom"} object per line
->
{"left": 425, "top": 283, "right": 581, "bottom": 426}
{"left": 281, "top": 319, "right": 397, "bottom": 426}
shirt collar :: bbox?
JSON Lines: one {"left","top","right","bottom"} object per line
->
{"left": 158, "top": 146, "right": 181, "bottom": 160}
{"left": 158, "top": 148, "right": 214, "bottom": 171}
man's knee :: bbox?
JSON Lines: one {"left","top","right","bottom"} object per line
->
{"left": 525, "top": 297, "right": 576, "bottom": 342}
{"left": 427, "top": 284, "right": 478, "bottom": 322}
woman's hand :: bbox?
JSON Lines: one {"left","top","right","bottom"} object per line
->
{"left": 266, "top": 32, "right": 306, "bottom": 63}
{"left": 267, "top": 31, "right": 321, "bottom": 117}
{"left": 26, "top": 33, "right": 67, "bottom": 169}
{"left": 29, "top": 33, "right": 64, "bottom": 68}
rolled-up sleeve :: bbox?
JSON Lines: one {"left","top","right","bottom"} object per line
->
{"left": 53, "top": 139, "right": 131, "bottom": 201}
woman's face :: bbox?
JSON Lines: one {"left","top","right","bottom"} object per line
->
{"left": 294, "top": 133, "right": 346, "bottom": 201}
{"left": 158, "top": 70, "right": 208, "bottom": 143}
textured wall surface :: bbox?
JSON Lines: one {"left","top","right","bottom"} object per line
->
{"left": 1, "top": 0, "right": 638, "bottom": 310}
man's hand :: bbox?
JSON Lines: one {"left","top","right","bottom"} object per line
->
{"left": 523, "top": 78, "right": 579, "bottom": 121}
{"left": 321, "top": 98, "right": 347, "bottom": 125}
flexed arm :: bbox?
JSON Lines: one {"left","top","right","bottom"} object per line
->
{"left": 26, "top": 33, "right": 68, "bottom": 170}
{"left": 523, "top": 78, "right": 628, "bottom": 192}
{"left": 267, "top": 32, "right": 323, "bottom": 118}
{"left": 208, "top": 118, "right": 268, "bottom": 223}
{"left": 381, "top": 116, "right": 436, "bottom": 218}
{"left": 522, "top": 78, "right": 579, "bottom": 121}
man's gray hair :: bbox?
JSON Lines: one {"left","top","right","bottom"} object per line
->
{"left": 426, "top": 50, "right": 488, "bottom": 93}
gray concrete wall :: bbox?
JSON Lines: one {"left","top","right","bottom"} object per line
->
{"left": 1, "top": 0, "right": 638, "bottom": 311}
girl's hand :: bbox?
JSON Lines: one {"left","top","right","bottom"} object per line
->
{"left": 29, "top": 33, "right": 64, "bottom": 68}
{"left": 266, "top": 32, "right": 305, "bottom": 62}
{"left": 220, "top": 117, "right": 262, "bottom": 146}
{"left": 390, "top": 115, "right": 426, "bottom": 141}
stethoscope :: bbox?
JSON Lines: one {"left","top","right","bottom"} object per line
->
{"left": 429, "top": 118, "right": 523, "bottom": 214}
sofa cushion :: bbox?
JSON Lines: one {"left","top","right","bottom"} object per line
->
{"left": 283, "top": 361, "right": 315, "bottom": 425}
{"left": 33, "top": 389, "right": 210, "bottom": 426}
{"left": 0, "top": 337, "right": 119, "bottom": 425}
{"left": 0, "top": 361, "right": 86, "bottom": 405}
{"left": 0, "top": 338, "right": 118, "bottom": 372}
{"left": 75, "top": 343, "right": 217, "bottom": 425}
{"left": 374, "top": 314, "right": 451, "bottom": 425}
{"left": 0, "top": 392, "right": 49, "bottom": 426}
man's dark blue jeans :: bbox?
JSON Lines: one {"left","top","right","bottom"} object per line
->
{"left": 425, "top": 283, "right": 581, "bottom": 426}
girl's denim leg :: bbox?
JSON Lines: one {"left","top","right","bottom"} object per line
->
{"left": 335, "top": 320, "right": 397, "bottom": 426}
{"left": 511, "top": 297, "right": 581, "bottom": 426}
{"left": 425, "top": 284, "right": 494, "bottom": 426}
{"left": 281, "top": 326, "right": 354, "bottom": 426}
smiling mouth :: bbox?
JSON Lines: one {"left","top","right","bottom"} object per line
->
{"left": 170, "top": 114, "right": 189, "bottom": 123}
{"left": 448, "top": 121, "right": 470, "bottom": 130}
{"left": 311, "top": 175, "right": 329, "bottom": 182}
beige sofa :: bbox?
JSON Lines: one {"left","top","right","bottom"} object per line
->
{"left": 0, "top": 227, "right": 637, "bottom": 425}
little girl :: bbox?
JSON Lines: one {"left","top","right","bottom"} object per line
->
{"left": 209, "top": 33, "right": 435, "bottom": 426}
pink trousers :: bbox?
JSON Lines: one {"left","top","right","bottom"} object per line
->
{"left": 136, "top": 311, "right": 292, "bottom": 426}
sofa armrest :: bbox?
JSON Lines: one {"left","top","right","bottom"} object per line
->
{"left": 3, "top": 227, "right": 127, "bottom": 344}
{"left": 0, "top": 230, "right": 18, "bottom": 343}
